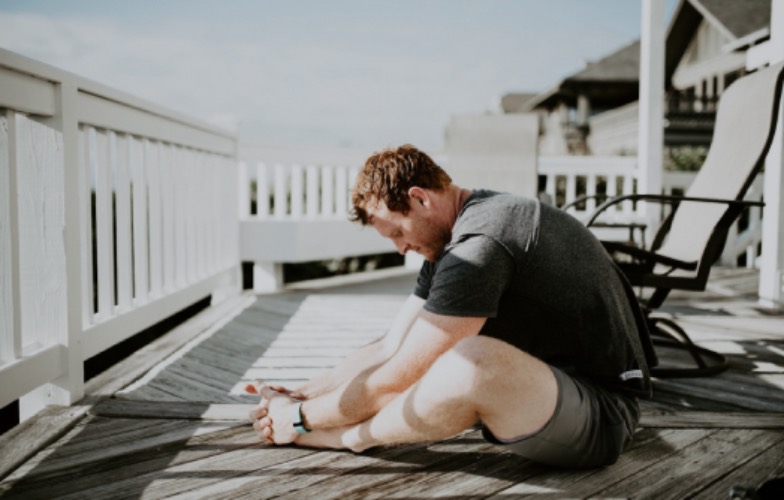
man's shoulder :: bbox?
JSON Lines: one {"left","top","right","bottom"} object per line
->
{"left": 456, "top": 190, "right": 540, "bottom": 240}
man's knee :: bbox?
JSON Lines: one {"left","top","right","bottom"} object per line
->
{"left": 439, "top": 336, "right": 555, "bottom": 397}
{"left": 430, "top": 336, "right": 520, "bottom": 388}
{"left": 451, "top": 335, "right": 524, "bottom": 369}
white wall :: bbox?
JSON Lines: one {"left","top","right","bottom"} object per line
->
{"left": 443, "top": 113, "right": 540, "bottom": 198}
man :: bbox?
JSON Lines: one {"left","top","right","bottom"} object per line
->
{"left": 248, "top": 144, "right": 653, "bottom": 468}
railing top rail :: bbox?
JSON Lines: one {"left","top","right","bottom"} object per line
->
{"left": 0, "top": 48, "right": 235, "bottom": 145}
{"left": 539, "top": 155, "right": 638, "bottom": 175}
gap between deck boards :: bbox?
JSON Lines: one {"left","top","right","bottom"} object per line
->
{"left": 90, "top": 399, "right": 784, "bottom": 429}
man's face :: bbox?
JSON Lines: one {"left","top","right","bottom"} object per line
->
{"left": 367, "top": 195, "right": 451, "bottom": 262}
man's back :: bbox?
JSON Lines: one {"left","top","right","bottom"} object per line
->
{"left": 415, "top": 191, "right": 652, "bottom": 398}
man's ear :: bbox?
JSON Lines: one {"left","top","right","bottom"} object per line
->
{"left": 408, "top": 186, "right": 428, "bottom": 207}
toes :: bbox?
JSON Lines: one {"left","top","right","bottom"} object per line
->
{"left": 245, "top": 380, "right": 266, "bottom": 395}
{"left": 248, "top": 407, "right": 267, "bottom": 420}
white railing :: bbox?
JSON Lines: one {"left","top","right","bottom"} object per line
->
{"left": 540, "top": 155, "right": 641, "bottom": 218}
{"left": 540, "top": 155, "right": 765, "bottom": 267}
{"left": 0, "top": 49, "right": 241, "bottom": 420}
{"left": 244, "top": 162, "right": 358, "bottom": 220}
{"left": 237, "top": 161, "right": 393, "bottom": 291}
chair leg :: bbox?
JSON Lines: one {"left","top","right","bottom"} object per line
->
{"left": 647, "top": 316, "right": 730, "bottom": 378}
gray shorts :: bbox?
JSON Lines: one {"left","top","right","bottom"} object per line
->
{"left": 482, "top": 366, "right": 640, "bottom": 469}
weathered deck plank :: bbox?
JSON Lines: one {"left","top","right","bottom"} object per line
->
{"left": 694, "top": 437, "right": 784, "bottom": 499}
{"left": 0, "top": 420, "right": 251, "bottom": 499}
{"left": 596, "top": 429, "right": 784, "bottom": 499}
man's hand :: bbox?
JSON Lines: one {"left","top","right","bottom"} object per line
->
{"left": 246, "top": 382, "right": 303, "bottom": 445}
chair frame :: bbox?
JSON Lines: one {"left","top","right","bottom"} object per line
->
{"left": 570, "top": 61, "right": 784, "bottom": 377}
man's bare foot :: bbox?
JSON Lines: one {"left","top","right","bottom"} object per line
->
{"left": 295, "top": 425, "right": 369, "bottom": 453}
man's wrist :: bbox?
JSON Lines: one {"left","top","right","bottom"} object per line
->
{"left": 292, "top": 402, "right": 311, "bottom": 434}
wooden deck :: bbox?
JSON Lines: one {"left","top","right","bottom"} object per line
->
{"left": 1, "top": 267, "right": 783, "bottom": 499}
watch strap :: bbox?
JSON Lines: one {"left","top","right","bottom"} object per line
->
{"left": 292, "top": 402, "right": 311, "bottom": 434}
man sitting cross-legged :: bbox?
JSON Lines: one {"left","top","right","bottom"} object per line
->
{"left": 247, "top": 144, "right": 653, "bottom": 468}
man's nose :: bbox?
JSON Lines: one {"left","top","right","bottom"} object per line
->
{"left": 393, "top": 239, "right": 408, "bottom": 255}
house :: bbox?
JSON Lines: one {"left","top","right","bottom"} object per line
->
{"left": 515, "top": 40, "right": 640, "bottom": 156}
{"left": 508, "top": 0, "right": 772, "bottom": 162}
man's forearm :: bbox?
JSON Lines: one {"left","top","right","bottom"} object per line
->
{"left": 294, "top": 340, "right": 388, "bottom": 399}
{"left": 298, "top": 377, "right": 385, "bottom": 430}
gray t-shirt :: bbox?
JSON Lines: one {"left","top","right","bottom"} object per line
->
{"left": 414, "top": 190, "right": 653, "bottom": 398}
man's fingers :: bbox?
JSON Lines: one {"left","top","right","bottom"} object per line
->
{"left": 244, "top": 380, "right": 266, "bottom": 395}
{"left": 249, "top": 406, "right": 267, "bottom": 421}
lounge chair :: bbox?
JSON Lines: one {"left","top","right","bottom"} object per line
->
{"left": 576, "top": 60, "right": 784, "bottom": 377}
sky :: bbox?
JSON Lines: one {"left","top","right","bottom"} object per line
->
{"left": 0, "top": 0, "right": 677, "bottom": 153}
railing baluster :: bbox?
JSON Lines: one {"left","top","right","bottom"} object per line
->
{"left": 197, "top": 155, "right": 208, "bottom": 278}
{"left": 92, "top": 128, "right": 115, "bottom": 319}
{"left": 146, "top": 140, "right": 163, "bottom": 297}
{"left": 174, "top": 148, "right": 186, "bottom": 288}
{"left": 306, "top": 165, "right": 319, "bottom": 218}
{"left": 586, "top": 174, "right": 597, "bottom": 212}
{"left": 348, "top": 167, "right": 359, "bottom": 215}
{"left": 130, "top": 134, "right": 149, "bottom": 304}
{"left": 291, "top": 164, "right": 304, "bottom": 217}
{"left": 238, "top": 161, "right": 250, "bottom": 218}
{"left": 191, "top": 154, "right": 201, "bottom": 279}
{"left": 113, "top": 132, "right": 133, "bottom": 310}
{"left": 335, "top": 167, "right": 348, "bottom": 217}
{"left": 544, "top": 173, "right": 555, "bottom": 202}
{"left": 274, "top": 163, "right": 287, "bottom": 218}
{"left": 79, "top": 127, "right": 94, "bottom": 324}
{"left": 207, "top": 155, "right": 219, "bottom": 273}
{"left": 161, "top": 144, "right": 176, "bottom": 291}
{"left": 607, "top": 174, "right": 618, "bottom": 216}
{"left": 321, "top": 165, "right": 334, "bottom": 217}
{"left": 256, "top": 162, "right": 270, "bottom": 218}
{"left": 565, "top": 173, "right": 577, "bottom": 209}
{"left": 622, "top": 173, "right": 634, "bottom": 216}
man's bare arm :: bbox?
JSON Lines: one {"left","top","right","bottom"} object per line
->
{"left": 297, "top": 310, "right": 486, "bottom": 430}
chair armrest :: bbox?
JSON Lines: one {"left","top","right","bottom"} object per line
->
{"left": 587, "top": 194, "right": 764, "bottom": 226}
{"left": 602, "top": 241, "right": 698, "bottom": 271}
{"left": 560, "top": 195, "right": 604, "bottom": 212}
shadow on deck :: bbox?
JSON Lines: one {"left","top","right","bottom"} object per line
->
{"left": 1, "top": 267, "right": 783, "bottom": 499}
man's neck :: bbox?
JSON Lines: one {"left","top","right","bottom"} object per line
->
{"left": 445, "top": 184, "right": 472, "bottom": 226}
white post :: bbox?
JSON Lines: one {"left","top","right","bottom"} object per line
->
{"left": 1, "top": 110, "right": 23, "bottom": 364}
{"left": 253, "top": 262, "right": 283, "bottom": 293}
{"left": 758, "top": 0, "right": 784, "bottom": 307}
{"left": 21, "top": 82, "right": 85, "bottom": 419}
{"left": 638, "top": 0, "right": 665, "bottom": 235}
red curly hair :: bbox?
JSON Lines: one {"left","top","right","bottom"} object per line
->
{"left": 351, "top": 145, "right": 452, "bottom": 225}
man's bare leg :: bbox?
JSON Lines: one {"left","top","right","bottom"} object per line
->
{"left": 296, "top": 335, "right": 558, "bottom": 452}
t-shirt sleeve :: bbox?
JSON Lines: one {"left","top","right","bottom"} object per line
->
{"left": 424, "top": 235, "right": 515, "bottom": 318}
{"left": 413, "top": 260, "right": 434, "bottom": 300}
